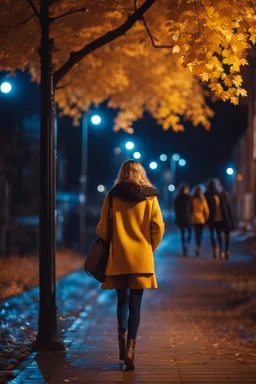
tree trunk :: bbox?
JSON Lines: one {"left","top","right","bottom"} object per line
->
{"left": 32, "top": 0, "right": 64, "bottom": 351}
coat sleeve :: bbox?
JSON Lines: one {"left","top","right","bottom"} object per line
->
{"left": 96, "top": 194, "right": 110, "bottom": 241}
{"left": 150, "top": 197, "right": 165, "bottom": 252}
{"left": 203, "top": 199, "right": 210, "bottom": 222}
{"left": 174, "top": 197, "right": 178, "bottom": 213}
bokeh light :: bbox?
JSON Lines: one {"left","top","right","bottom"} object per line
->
{"left": 0, "top": 82, "right": 12, "bottom": 94}
{"left": 172, "top": 153, "right": 180, "bottom": 161}
{"left": 114, "top": 147, "right": 121, "bottom": 155}
{"left": 168, "top": 184, "right": 175, "bottom": 192}
{"left": 133, "top": 151, "right": 141, "bottom": 159}
{"left": 125, "top": 141, "right": 134, "bottom": 150}
{"left": 97, "top": 184, "right": 105, "bottom": 192}
{"left": 179, "top": 159, "right": 186, "bottom": 166}
{"left": 91, "top": 115, "right": 101, "bottom": 125}
{"left": 226, "top": 167, "right": 234, "bottom": 175}
{"left": 160, "top": 154, "right": 167, "bottom": 161}
{"left": 149, "top": 161, "right": 158, "bottom": 170}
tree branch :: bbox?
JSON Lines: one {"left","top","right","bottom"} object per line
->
{"left": 0, "top": 14, "right": 35, "bottom": 33}
{"left": 26, "top": 0, "right": 40, "bottom": 19}
{"left": 50, "top": 7, "right": 86, "bottom": 22}
{"left": 53, "top": 0, "right": 156, "bottom": 87}
{"left": 141, "top": 17, "right": 174, "bottom": 49}
{"left": 56, "top": 81, "right": 71, "bottom": 90}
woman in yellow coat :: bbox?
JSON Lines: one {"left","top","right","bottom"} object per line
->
{"left": 192, "top": 186, "right": 210, "bottom": 256}
{"left": 97, "top": 160, "right": 164, "bottom": 370}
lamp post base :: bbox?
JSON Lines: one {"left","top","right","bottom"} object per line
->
{"left": 31, "top": 335, "right": 65, "bottom": 352}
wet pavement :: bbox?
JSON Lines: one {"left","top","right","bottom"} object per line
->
{"left": 2, "top": 230, "right": 256, "bottom": 383}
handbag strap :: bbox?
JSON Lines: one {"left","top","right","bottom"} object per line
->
{"left": 106, "top": 194, "right": 113, "bottom": 243}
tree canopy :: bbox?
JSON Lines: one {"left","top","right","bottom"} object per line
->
{"left": 1, "top": 0, "right": 255, "bottom": 132}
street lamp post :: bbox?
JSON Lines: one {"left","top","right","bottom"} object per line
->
{"left": 1, "top": 79, "right": 63, "bottom": 349}
{"left": 168, "top": 154, "right": 181, "bottom": 211}
{"left": 170, "top": 153, "right": 180, "bottom": 185}
{"left": 0, "top": 82, "right": 12, "bottom": 256}
{"left": 1, "top": 77, "right": 65, "bottom": 351}
{"left": 226, "top": 167, "right": 236, "bottom": 198}
{"left": 80, "top": 112, "right": 101, "bottom": 254}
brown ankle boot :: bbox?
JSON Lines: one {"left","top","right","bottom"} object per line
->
{"left": 118, "top": 331, "right": 126, "bottom": 360}
{"left": 125, "top": 338, "right": 136, "bottom": 370}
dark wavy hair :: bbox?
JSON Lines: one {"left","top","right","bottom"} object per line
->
{"left": 206, "top": 180, "right": 220, "bottom": 195}
{"left": 177, "top": 183, "right": 190, "bottom": 196}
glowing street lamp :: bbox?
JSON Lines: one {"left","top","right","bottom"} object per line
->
{"left": 178, "top": 158, "right": 186, "bottom": 167}
{"left": 125, "top": 141, "right": 134, "bottom": 150}
{"left": 97, "top": 184, "right": 105, "bottom": 192}
{"left": 160, "top": 154, "right": 167, "bottom": 162}
{"left": 114, "top": 147, "right": 121, "bottom": 155}
{"left": 0, "top": 82, "right": 12, "bottom": 94}
{"left": 133, "top": 151, "right": 141, "bottom": 159}
{"left": 172, "top": 153, "right": 180, "bottom": 162}
{"left": 149, "top": 161, "right": 158, "bottom": 170}
{"left": 91, "top": 114, "right": 101, "bottom": 125}
{"left": 80, "top": 111, "right": 102, "bottom": 255}
{"left": 168, "top": 184, "right": 175, "bottom": 192}
{"left": 226, "top": 167, "right": 234, "bottom": 175}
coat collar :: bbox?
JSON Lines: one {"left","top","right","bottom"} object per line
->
{"left": 109, "top": 181, "right": 159, "bottom": 202}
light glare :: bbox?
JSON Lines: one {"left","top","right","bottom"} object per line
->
{"left": 168, "top": 184, "right": 175, "bottom": 192}
{"left": 125, "top": 141, "right": 134, "bottom": 150}
{"left": 97, "top": 184, "right": 105, "bottom": 192}
{"left": 160, "top": 154, "right": 167, "bottom": 162}
{"left": 91, "top": 115, "right": 101, "bottom": 125}
{"left": 172, "top": 153, "right": 180, "bottom": 161}
{"left": 0, "top": 82, "right": 12, "bottom": 94}
{"left": 179, "top": 159, "right": 186, "bottom": 166}
{"left": 133, "top": 151, "right": 141, "bottom": 159}
{"left": 149, "top": 161, "right": 158, "bottom": 170}
{"left": 226, "top": 167, "right": 234, "bottom": 175}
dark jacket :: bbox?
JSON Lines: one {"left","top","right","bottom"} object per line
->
{"left": 174, "top": 194, "right": 192, "bottom": 227}
{"left": 205, "top": 190, "right": 234, "bottom": 230}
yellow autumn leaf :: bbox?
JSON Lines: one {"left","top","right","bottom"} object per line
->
{"left": 200, "top": 72, "right": 210, "bottom": 82}
{"left": 224, "top": 76, "right": 233, "bottom": 88}
{"left": 233, "top": 75, "right": 243, "bottom": 87}
{"left": 240, "top": 89, "right": 247, "bottom": 97}
{"left": 231, "top": 96, "right": 239, "bottom": 105}
{"left": 222, "top": 49, "right": 230, "bottom": 58}
{"left": 172, "top": 34, "right": 179, "bottom": 42}
{"left": 173, "top": 45, "right": 180, "bottom": 54}
{"left": 250, "top": 35, "right": 256, "bottom": 44}
{"left": 236, "top": 88, "right": 247, "bottom": 97}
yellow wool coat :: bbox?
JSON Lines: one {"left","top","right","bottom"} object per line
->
{"left": 192, "top": 197, "right": 210, "bottom": 224}
{"left": 96, "top": 193, "right": 165, "bottom": 289}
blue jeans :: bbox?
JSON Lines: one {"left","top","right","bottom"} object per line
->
{"left": 116, "top": 289, "right": 144, "bottom": 340}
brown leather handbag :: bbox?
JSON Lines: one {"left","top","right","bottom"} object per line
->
{"left": 84, "top": 195, "right": 112, "bottom": 282}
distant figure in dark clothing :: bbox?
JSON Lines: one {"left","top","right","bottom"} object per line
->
{"left": 205, "top": 180, "right": 234, "bottom": 259}
{"left": 174, "top": 184, "right": 192, "bottom": 256}
{"left": 191, "top": 185, "right": 209, "bottom": 257}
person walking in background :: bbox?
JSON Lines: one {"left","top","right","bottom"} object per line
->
{"left": 191, "top": 185, "right": 209, "bottom": 256}
{"left": 205, "top": 180, "right": 234, "bottom": 259}
{"left": 97, "top": 160, "right": 165, "bottom": 371}
{"left": 174, "top": 184, "right": 192, "bottom": 256}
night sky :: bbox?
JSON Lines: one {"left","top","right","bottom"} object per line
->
{"left": 0, "top": 71, "right": 247, "bottom": 195}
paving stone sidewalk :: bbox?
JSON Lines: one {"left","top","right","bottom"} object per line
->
{"left": 7, "top": 233, "right": 256, "bottom": 383}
